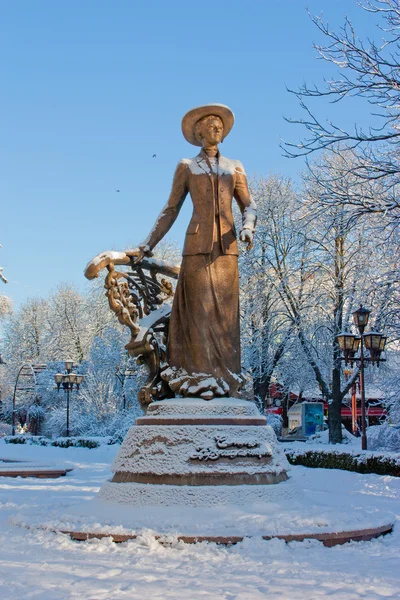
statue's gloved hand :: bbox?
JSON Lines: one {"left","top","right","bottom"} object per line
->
{"left": 130, "top": 244, "right": 154, "bottom": 264}
{"left": 239, "top": 228, "right": 254, "bottom": 251}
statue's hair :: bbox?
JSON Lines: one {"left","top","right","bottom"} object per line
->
{"left": 194, "top": 115, "right": 223, "bottom": 144}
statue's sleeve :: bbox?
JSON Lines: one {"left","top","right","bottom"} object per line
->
{"left": 233, "top": 161, "right": 257, "bottom": 232}
{"left": 141, "top": 161, "right": 189, "bottom": 251}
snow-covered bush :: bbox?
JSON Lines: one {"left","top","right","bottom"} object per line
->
{"left": 4, "top": 435, "right": 49, "bottom": 446}
{"left": 51, "top": 437, "right": 102, "bottom": 449}
{"left": 266, "top": 413, "right": 283, "bottom": 437}
{"left": 285, "top": 447, "right": 400, "bottom": 476}
{"left": 45, "top": 406, "right": 83, "bottom": 438}
{"left": 3, "top": 435, "right": 113, "bottom": 448}
{"left": 104, "top": 410, "right": 137, "bottom": 444}
{"left": 306, "top": 425, "right": 356, "bottom": 445}
{"left": 367, "top": 423, "right": 400, "bottom": 453}
{"left": 27, "top": 402, "right": 45, "bottom": 435}
{"left": 0, "top": 422, "right": 11, "bottom": 437}
{"left": 4, "top": 435, "right": 28, "bottom": 444}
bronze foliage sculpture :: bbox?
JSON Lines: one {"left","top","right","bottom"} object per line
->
{"left": 85, "top": 104, "right": 256, "bottom": 405}
{"left": 85, "top": 250, "right": 180, "bottom": 406}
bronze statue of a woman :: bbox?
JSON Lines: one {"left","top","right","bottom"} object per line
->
{"left": 135, "top": 104, "right": 257, "bottom": 400}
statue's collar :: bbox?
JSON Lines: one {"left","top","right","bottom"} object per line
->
{"left": 196, "top": 149, "right": 220, "bottom": 177}
{"left": 199, "top": 148, "right": 220, "bottom": 160}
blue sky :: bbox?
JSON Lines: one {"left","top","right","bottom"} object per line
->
{"left": 1, "top": 0, "right": 380, "bottom": 307}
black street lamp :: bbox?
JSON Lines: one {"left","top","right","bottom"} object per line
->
{"left": 54, "top": 360, "right": 84, "bottom": 437}
{"left": 335, "top": 332, "right": 361, "bottom": 365}
{"left": 363, "top": 332, "right": 387, "bottom": 365}
{"left": 336, "top": 305, "right": 387, "bottom": 451}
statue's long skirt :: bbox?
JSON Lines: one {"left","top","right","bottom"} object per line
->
{"left": 167, "top": 242, "right": 241, "bottom": 395}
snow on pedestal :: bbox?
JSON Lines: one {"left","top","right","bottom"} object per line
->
{"left": 99, "top": 398, "right": 294, "bottom": 507}
{"left": 146, "top": 397, "right": 260, "bottom": 416}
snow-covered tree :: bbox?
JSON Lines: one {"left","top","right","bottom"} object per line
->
{"left": 2, "top": 298, "right": 50, "bottom": 366}
{"left": 239, "top": 174, "right": 302, "bottom": 404}
{"left": 240, "top": 166, "right": 399, "bottom": 443}
{"left": 284, "top": 1, "right": 400, "bottom": 223}
{"left": 79, "top": 329, "right": 138, "bottom": 425}
{"left": 299, "top": 152, "right": 399, "bottom": 441}
{"left": 0, "top": 295, "right": 12, "bottom": 318}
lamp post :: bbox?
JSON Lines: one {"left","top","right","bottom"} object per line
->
{"left": 336, "top": 305, "right": 387, "bottom": 450}
{"left": 344, "top": 367, "right": 358, "bottom": 436}
{"left": 115, "top": 367, "right": 127, "bottom": 410}
{"left": 115, "top": 363, "right": 136, "bottom": 410}
{"left": 54, "top": 360, "right": 84, "bottom": 437}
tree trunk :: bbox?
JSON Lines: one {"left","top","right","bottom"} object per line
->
{"left": 253, "top": 376, "right": 270, "bottom": 407}
{"left": 329, "top": 360, "right": 342, "bottom": 443}
{"left": 281, "top": 389, "right": 290, "bottom": 429}
{"left": 252, "top": 334, "right": 291, "bottom": 411}
{"left": 329, "top": 227, "right": 345, "bottom": 443}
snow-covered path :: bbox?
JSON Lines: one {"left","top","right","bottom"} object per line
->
{"left": 0, "top": 441, "right": 399, "bottom": 600}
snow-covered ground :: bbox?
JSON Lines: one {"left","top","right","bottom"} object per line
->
{"left": 0, "top": 440, "right": 399, "bottom": 599}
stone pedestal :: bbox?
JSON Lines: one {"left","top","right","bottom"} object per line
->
{"left": 99, "top": 398, "right": 294, "bottom": 506}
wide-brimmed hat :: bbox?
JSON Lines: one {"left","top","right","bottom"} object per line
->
{"left": 181, "top": 103, "right": 235, "bottom": 146}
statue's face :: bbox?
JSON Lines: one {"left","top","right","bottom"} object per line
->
{"left": 197, "top": 116, "right": 224, "bottom": 146}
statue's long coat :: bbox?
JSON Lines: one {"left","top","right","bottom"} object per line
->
{"left": 143, "top": 150, "right": 256, "bottom": 395}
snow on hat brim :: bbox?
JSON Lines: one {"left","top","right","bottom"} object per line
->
{"left": 181, "top": 103, "right": 235, "bottom": 147}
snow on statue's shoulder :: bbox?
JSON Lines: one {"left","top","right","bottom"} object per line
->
{"left": 219, "top": 156, "right": 246, "bottom": 176}
{"left": 180, "top": 156, "right": 246, "bottom": 176}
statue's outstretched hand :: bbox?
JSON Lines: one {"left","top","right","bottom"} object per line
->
{"left": 239, "top": 229, "right": 254, "bottom": 251}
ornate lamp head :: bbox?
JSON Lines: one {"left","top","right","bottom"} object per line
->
{"left": 364, "top": 331, "right": 387, "bottom": 365}
{"left": 336, "top": 332, "right": 360, "bottom": 365}
{"left": 352, "top": 304, "right": 371, "bottom": 335}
